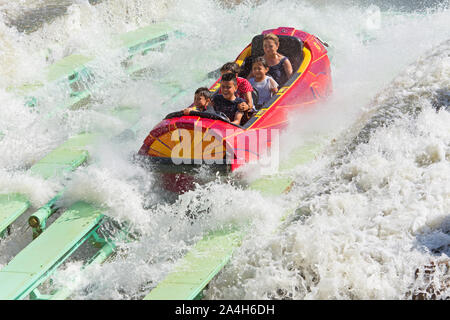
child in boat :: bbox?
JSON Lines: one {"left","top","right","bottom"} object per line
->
{"left": 183, "top": 87, "right": 212, "bottom": 115}
{"left": 211, "top": 73, "right": 244, "bottom": 125}
{"left": 248, "top": 57, "right": 279, "bottom": 108}
{"left": 219, "top": 62, "right": 254, "bottom": 112}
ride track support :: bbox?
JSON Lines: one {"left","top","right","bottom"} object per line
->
{"left": 0, "top": 23, "right": 186, "bottom": 300}
{"left": 0, "top": 22, "right": 181, "bottom": 237}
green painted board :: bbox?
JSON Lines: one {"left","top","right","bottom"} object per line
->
{"left": 0, "top": 201, "right": 104, "bottom": 300}
{"left": 248, "top": 176, "right": 293, "bottom": 196}
{"left": 0, "top": 107, "right": 141, "bottom": 298}
{"left": 46, "top": 55, "right": 93, "bottom": 82}
{"left": 109, "top": 106, "right": 141, "bottom": 125}
{"left": 28, "top": 162, "right": 84, "bottom": 181}
{"left": 249, "top": 141, "right": 325, "bottom": 195}
{"left": 48, "top": 22, "right": 176, "bottom": 83}
{"left": 0, "top": 105, "right": 139, "bottom": 236}
{"left": 145, "top": 139, "right": 329, "bottom": 300}
{"left": 45, "top": 22, "right": 174, "bottom": 83}
{"left": 144, "top": 227, "right": 243, "bottom": 300}
{"left": 5, "top": 22, "right": 176, "bottom": 106}
{"left": 29, "top": 147, "right": 88, "bottom": 167}
{"left": 117, "top": 22, "right": 174, "bottom": 52}
{"left": 29, "top": 133, "right": 96, "bottom": 179}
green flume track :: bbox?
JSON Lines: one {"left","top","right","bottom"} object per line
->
{"left": 0, "top": 194, "right": 30, "bottom": 238}
{"left": 0, "top": 106, "right": 140, "bottom": 300}
{"left": 0, "top": 22, "right": 181, "bottom": 300}
{"left": 0, "top": 133, "right": 95, "bottom": 237}
{"left": 0, "top": 201, "right": 105, "bottom": 300}
{"left": 0, "top": 21, "right": 178, "bottom": 237}
{"left": 1, "top": 21, "right": 179, "bottom": 139}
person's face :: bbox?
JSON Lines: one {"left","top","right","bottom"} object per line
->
{"left": 263, "top": 39, "right": 279, "bottom": 56}
{"left": 252, "top": 62, "right": 269, "bottom": 80}
{"left": 220, "top": 80, "right": 237, "bottom": 99}
{"left": 194, "top": 94, "right": 208, "bottom": 108}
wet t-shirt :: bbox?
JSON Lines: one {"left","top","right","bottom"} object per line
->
{"left": 212, "top": 95, "right": 244, "bottom": 121}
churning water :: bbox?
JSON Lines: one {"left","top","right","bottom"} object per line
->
{"left": 0, "top": 0, "right": 449, "bottom": 299}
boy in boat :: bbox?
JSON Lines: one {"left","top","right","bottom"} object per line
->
{"left": 248, "top": 57, "right": 279, "bottom": 108}
{"left": 183, "top": 87, "right": 212, "bottom": 115}
{"left": 219, "top": 62, "right": 254, "bottom": 112}
{"left": 211, "top": 73, "right": 244, "bottom": 125}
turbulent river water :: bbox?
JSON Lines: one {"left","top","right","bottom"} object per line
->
{"left": 0, "top": 0, "right": 449, "bottom": 299}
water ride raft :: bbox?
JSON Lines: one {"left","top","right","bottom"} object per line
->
{"left": 137, "top": 27, "right": 332, "bottom": 179}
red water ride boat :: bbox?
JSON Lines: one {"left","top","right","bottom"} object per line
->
{"left": 138, "top": 27, "right": 332, "bottom": 178}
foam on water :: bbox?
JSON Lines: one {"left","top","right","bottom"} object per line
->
{"left": 0, "top": 0, "right": 449, "bottom": 299}
{"left": 205, "top": 17, "right": 450, "bottom": 299}
{"left": 206, "top": 108, "right": 449, "bottom": 299}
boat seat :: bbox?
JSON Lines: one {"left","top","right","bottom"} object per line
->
{"left": 239, "top": 34, "right": 304, "bottom": 85}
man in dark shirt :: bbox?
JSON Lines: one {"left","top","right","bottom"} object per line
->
{"left": 211, "top": 73, "right": 244, "bottom": 125}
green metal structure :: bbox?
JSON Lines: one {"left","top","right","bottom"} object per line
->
{"left": 0, "top": 104, "right": 140, "bottom": 239}
{"left": 0, "top": 194, "right": 30, "bottom": 238}
{"left": 0, "top": 21, "right": 179, "bottom": 140}
{"left": 0, "top": 22, "right": 177, "bottom": 236}
{"left": 0, "top": 108, "right": 140, "bottom": 299}
{"left": 145, "top": 226, "right": 244, "bottom": 300}
{"left": 0, "top": 202, "right": 104, "bottom": 300}
{"left": 0, "top": 133, "right": 95, "bottom": 238}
